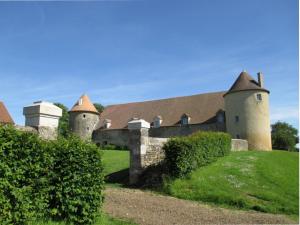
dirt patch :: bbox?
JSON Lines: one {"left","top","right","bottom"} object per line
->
{"left": 104, "top": 187, "right": 296, "bottom": 225}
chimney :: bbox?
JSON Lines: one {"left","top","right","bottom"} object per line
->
{"left": 257, "top": 72, "right": 264, "bottom": 87}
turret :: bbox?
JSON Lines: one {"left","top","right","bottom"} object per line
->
{"left": 69, "top": 94, "right": 99, "bottom": 139}
{"left": 224, "top": 71, "right": 272, "bottom": 150}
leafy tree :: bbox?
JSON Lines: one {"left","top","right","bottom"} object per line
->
{"left": 93, "top": 103, "right": 105, "bottom": 114}
{"left": 271, "top": 121, "right": 299, "bottom": 151}
{"left": 54, "top": 103, "right": 70, "bottom": 137}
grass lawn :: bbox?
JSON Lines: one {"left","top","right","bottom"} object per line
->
{"left": 164, "top": 150, "right": 299, "bottom": 217}
{"left": 101, "top": 150, "right": 130, "bottom": 176}
{"left": 101, "top": 150, "right": 130, "bottom": 186}
{"left": 31, "top": 214, "right": 137, "bottom": 225}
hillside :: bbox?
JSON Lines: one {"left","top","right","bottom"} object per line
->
{"left": 164, "top": 151, "right": 299, "bottom": 216}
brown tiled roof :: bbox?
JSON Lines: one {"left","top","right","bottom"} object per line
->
{"left": 0, "top": 101, "right": 14, "bottom": 124}
{"left": 224, "top": 71, "right": 269, "bottom": 96}
{"left": 98, "top": 91, "right": 225, "bottom": 129}
{"left": 69, "top": 94, "right": 99, "bottom": 114}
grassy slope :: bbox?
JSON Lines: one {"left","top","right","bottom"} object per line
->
{"left": 164, "top": 151, "right": 299, "bottom": 216}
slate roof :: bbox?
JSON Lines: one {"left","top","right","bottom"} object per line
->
{"left": 98, "top": 91, "right": 225, "bottom": 129}
{"left": 0, "top": 101, "right": 14, "bottom": 124}
{"left": 224, "top": 71, "right": 269, "bottom": 96}
{"left": 69, "top": 94, "right": 99, "bottom": 114}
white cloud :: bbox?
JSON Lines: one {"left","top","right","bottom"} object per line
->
{"left": 270, "top": 106, "right": 299, "bottom": 122}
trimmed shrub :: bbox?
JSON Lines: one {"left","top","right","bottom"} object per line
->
{"left": 0, "top": 125, "right": 51, "bottom": 224}
{"left": 164, "top": 131, "right": 231, "bottom": 178}
{"left": 47, "top": 136, "right": 104, "bottom": 224}
{"left": 0, "top": 125, "right": 104, "bottom": 225}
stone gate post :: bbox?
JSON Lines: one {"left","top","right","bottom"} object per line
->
{"left": 128, "top": 119, "right": 150, "bottom": 185}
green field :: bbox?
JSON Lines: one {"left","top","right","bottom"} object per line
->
{"left": 164, "top": 150, "right": 299, "bottom": 216}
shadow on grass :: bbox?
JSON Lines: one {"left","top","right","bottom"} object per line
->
{"left": 105, "top": 168, "right": 129, "bottom": 187}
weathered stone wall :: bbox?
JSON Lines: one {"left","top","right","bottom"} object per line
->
{"left": 128, "top": 120, "right": 169, "bottom": 184}
{"left": 92, "top": 128, "right": 130, "bottom": 147}
{"left": 149, "top": 122, "right": 225, "bottom": 138}
{"left": 141, "top": 137, "right": 168, "bottom": 167}
{"left": 14, "top": 125, "right": 58, "bottom": 140}
{"left": 231, "top": 139, "right": 248, "bottom": 151}
{"left": 69, "top": 111, "right": 99, "bottom": 140}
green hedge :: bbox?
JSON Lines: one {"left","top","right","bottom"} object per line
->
{"left": 164, "top": 131, "right": 231, "bottom": 178}
{"left": 0, "top": 125, "right": 104, "bottom": 225}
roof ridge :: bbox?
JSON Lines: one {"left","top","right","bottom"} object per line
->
{"left": 105, "top": 91, "right": 226, "bottom": 108}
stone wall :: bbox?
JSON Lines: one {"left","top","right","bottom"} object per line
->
{"left": 92, "top": 128, "right": 130, "bottom": 147}
{"left": 93, "top": 121, "right": 225, "bottom": 148}
{"left": 128, "top": 120, "right": 169, "bottom": 184}
{"left": 15, "top": 125, "right": 58, "bottom": 140}
{"left": 149, "top": 122, "right": 225, "bottom": 138}
{"left": 231, "top": 139, "right": 248, "bottom": 151}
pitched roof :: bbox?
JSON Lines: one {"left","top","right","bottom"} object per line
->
{"left": 224, "top": 71, "right": 269, "bottom": 96}
{"left": 98, "top": 91, "right": 225, "bottom": 129}
{"left": 0, "top": 101, "right": 14, "bottom": 124}
{"left": 69, "top": 94, "right": 99, "bottom": 114}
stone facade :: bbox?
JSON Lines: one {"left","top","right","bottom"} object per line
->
{"left": 92, "top": 128, "right": 130, "bottom": 147}
{"left": 69, "top": 111, "right": 99, "bottom": 140}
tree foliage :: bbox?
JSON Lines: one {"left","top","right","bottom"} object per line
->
{"left": 54, "top": 103, "right": 70, "bottom": 138}
{"left": 93, "top": 103, "right": 104, "bottom": 114}
{"left": 271, "top": 121, "right": 298, "bottom": 151}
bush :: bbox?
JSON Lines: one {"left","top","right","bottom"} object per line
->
{"left": 164, "top": 131, "right": 231, "bottom": 178}
{"left": 0, "top": 125, "right": 51, "bottom": 224}
{"left": 47, "top": 137, "right": 104, "bottom": 224}
{"left": 0, "top": 125, "right": 104, "bottom": 225}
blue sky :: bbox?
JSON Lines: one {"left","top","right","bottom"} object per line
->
{"left": 0, "top": 0, "right": 298, "bottom": 129}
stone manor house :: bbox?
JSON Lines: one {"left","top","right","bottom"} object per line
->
{"left": 0, "top": 71, "right": 272, "bottom": 151}
{"left": 70, "top": 71, "right": 272, "bottom": 151}
{"left": 0, "top": 71, "right": 272, "bottom": 183}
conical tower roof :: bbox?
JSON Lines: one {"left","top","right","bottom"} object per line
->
{"left": 69, "top": 94, "right": 99, "bottom": 114}
{"left": 224, "top": 71, "right": 269, "bottom": 96}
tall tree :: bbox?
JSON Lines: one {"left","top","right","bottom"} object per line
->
{"left": 93, "top": 103, "right": 105, "bottom": 114}
{"left": 271, "top": 121, "right": 298, "bottom": 151}
{"left": 54, "top": 103, "right": 70, "bottom": 137}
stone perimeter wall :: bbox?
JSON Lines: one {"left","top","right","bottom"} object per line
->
{"left": 92, "top": 122, "right": 225, "bottom": 147}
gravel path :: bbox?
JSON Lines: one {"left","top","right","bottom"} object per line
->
{"left": 104, "top": 187, "right": 296, "bottom": 225}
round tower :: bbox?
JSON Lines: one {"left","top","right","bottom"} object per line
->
{"left": 224, "top": 71, "right": 272, "bottom": 150}
{"left": 69, "top": 94, "right": 100, "bottom": 139}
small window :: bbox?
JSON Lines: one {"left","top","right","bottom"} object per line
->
{"left": 181, "top": 114, "right": 190, "bottom": 125}
{"left": 235, "top": 116, "right": 239, "bottom": 122}
{"left": 236, "top": 134, "right": 240, "bottom": 139}
{"left": 87, "top": 127, "right": 89, "bottom": 131}
{"left": 256, "top": 94, "right": 262, "bottom": 101}
{"left": 83, "top": 114, "right": 86, "bottom": 118}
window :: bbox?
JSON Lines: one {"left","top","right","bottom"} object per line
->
{"left": 181, "top": 114, "right": 190, "bottom": 125}
{"left": 256, "top": 94, "right": 262, "bottom": 101}
{"left": 235, "top": 116, "right": 239, "bottom": 122}
{"left": 87, "top": 127, "right": 89, "bottom": 131}
{"left": 153, "top": 116, "right": 162, "bottom": 128}
{"left": 79, "top": 98, "right": 83, "bottom": 105}
{"left": 236, "top": 134, "right": 240, "bottom": 139}
{"left": 83, "top": 114, "right": 86, "bottom": 118}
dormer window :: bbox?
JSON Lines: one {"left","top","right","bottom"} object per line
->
{"left": 181, "top": 113, "right": 190, "bottom": 125}
{"left": 79, "top": 98, "right": 83, "bottom": 105}
{"left": 153, "top": 115, "right": 162, "bottom": 128}
{"left": 104, "top": 119, "right": 111, "bottom": 129}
